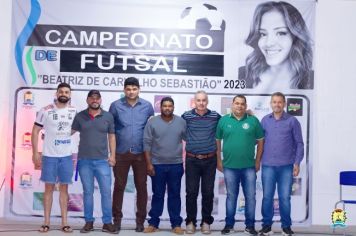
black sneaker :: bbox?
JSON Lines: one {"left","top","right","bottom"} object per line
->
{"left": 80, "top": 221, "right": 94, "bottom": 233}
{"left": 221, "top": 226, "right": 234, "bottom": 235}
{"left": 245, "top": 226, "right": 258, "bottom": 235}
{"left": 259, "top": 226, "right": 273, "bottom": 236}
{"left": 282, "top": 227, "right": 294, "bottom": 236}
{"left": 102, "top": 223, "right": 118, "bottom": 234}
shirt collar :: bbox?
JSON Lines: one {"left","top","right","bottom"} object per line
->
{"left": 269, "top": 111, "right": 288, "bottom": 120}
{"left": 192, "top": 108, "right": 211, "bottom": 116}
{"left": 121, "top": 97, "right": 142, "bottom": 106}
{"left": 85, "top": 108, "right": 103, "bottom": 118}
{"left": 230, "top": 112, "right": 247, "bottom": 121}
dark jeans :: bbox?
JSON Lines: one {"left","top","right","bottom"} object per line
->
{"left": 148, "top": 163, "right": 184, "bottom": 228}
{"left": 185, "top": 156, "right": 217, "bottom": 226}
{"left": 112, "top": 152, "right": 147, "bottom": 225}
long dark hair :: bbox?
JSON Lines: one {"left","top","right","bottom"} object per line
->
{"left": 244, "top": 1, "right": 313, "bottom": 89}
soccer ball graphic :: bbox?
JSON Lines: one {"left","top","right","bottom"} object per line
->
{"left": 179, "top": 3, "right": 226, "bottom": 31}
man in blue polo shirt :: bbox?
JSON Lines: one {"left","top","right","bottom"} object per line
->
{"left": 109, "top": 77, "right": 154, "bottom": 232}
{"left": 259, "top": 92, "right": 304, "bottom": 236}
{"left": 72, "top": 90, "right": 117, "bottom": 234}
{"left": 182, "top": 90, "right": 221, "bottom": 234}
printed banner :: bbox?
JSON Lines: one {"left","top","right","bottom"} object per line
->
{"left": 9, "top": 0, "right": 315, "bottom": 225}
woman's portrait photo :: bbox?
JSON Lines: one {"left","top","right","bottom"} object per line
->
{"left": 239, "top": 1, "right": 314, "bottom": 90}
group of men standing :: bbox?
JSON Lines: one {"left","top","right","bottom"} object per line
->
{"left": 31, "top": 77, "right": 304, "bottom": 236}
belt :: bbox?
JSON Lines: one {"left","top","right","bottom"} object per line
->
{"left": 186, "top": 152, "right": 216, "bottom": 159}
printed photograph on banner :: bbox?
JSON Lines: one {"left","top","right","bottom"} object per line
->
{"left": 220, "top": 97, "right": 233, "bottom": 115}
{"left": 19, "top": 172, "right": 32, "bottom": 189}
{"left": 154, "top": 95, "right": 171, "bottom": 113}
{"left": 23, "top": 90, "right": 34, "bottom": 106}
{"left": 236, "top": 1, "right": 314, "bottom": 91}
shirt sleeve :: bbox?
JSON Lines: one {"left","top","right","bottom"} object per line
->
{"left": 215, "top": 118, "right": 223, "bottom": 140}
{"left": 109, "top": 102, "right": 117, "bottom": 119}
{"left": 182, "top": 119, "right": 187, "bottom": 141}
{"left": 254, "top": 117, "right": 264, "bottom": 140}
{"left": 148, "top": 102, "right": 154, "bottom": 117}
{"left": 71, "top": 113, "right": 81, "bottom": 131}
{"left": 34, "top": 108, "right": 46, "bottom": 127}
{"left": 108, "top": 113, "right": 115, "bottom": 134}
{"left": 143, "top": 118, "right": 153, "bottom": 152}
{"left": 292, "top": 118, "right": 304, "bottom": 165}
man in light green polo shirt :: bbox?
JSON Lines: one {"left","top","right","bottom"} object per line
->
{"left": 216, "top": 95, "right": 264, "bottom": 235}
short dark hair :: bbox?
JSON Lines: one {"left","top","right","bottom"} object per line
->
{"left": 232, "top": 94, "right": 247, "bottom": 104}
{"left": 271, "top": 92, "right": 286, "bottom": 102}
{"left": 57, "top": 82, "right": 71, "bottom": 91}
{"left": 124, "top": 77, "right": 140, "bottom": 88}
{"left": 160, "top": 97, "right": 174, "bottom": 107}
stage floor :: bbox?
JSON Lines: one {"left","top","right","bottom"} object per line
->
{"left": 0, "top": 218, "right": 354, "bottom": 235}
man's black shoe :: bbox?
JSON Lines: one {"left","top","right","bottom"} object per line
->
{"left": 282, "top": 227, "right": 294, "bottom": 236}
{"left": 102, "top": 223, "right": 118, "bottom": 234}
{"left": 80, "top": 221, "right": 94, "bottom": 233}
{"left": 135, "top": 224, "right": 144, "bottom": 232}
{"left": 245, "top": 226, "right": 258, "bottom": 235}
{"left": 259, "top": 226, "right": 273, "bottom": 236}
{"left": 221, "top": 225, "right": 234, "bottom": 235}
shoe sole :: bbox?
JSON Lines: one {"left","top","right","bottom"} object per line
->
{"left": 259, "top": 232, "right": 273, "bottom": 236}
{"left": 186, "top": 231, "right": 195, "bottom": 234}
{"left": 244, "top": 232, "right": 257, "bottom": 236}
{"left": 80, "top": 229, "right": 94, "bottom": 233}
{"left": 102, "top": 229, "right": 118, "bottom": 234}
{"left": 221, "top": 231, "right": 234, "bottom": 235}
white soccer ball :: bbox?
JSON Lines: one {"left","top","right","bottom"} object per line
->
{"left": 179, "top": 3, "right": 226, "bottom": 31}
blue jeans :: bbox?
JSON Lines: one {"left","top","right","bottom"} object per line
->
{"left": 148, "top": 163, "right": 184, "bottom": 228}
{"left": 261, "top": 164, "right": 293, "bottom": 228}
{"left": 78, "top": 159, "right": 112, "bottom": 224}
{"left": 185, "top": 157, "right": 216, "bottom": 226}
{"left": 223, "top": 167, "right": 256, "bottom": 228}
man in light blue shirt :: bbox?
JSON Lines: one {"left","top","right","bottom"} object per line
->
{"left": 259, "top": 92, "right": 304, "bottom": 236}
{"left": 109, "top": 77, "right": 154, "bottom": 232}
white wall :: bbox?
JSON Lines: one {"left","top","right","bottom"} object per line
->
{"left": 1, "top": 0, "right": 356, "bottom": 224}
{"left": 313, "top": 0, "right": 356, "bottom": 225}
{"left": 0, "top": 0, "right": 12, "bottom": 217}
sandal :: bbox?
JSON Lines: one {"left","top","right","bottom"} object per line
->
{"left": 61, "top": 225, "right": 73, "bottom": 233}
{"left": 39, "top": 225, "right": 50, "bottom": 233}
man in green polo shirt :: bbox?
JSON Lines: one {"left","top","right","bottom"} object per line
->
{"left": 216, "top": 95, "right": 264, "bottom": 235}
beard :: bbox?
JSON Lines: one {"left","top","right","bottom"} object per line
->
{"left": 57, "top": 96, "right": 70, "bottom": 104}
{"left": 89, "top": 104, "right": 101, "bottom": 110}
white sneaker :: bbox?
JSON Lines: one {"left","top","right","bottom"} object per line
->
{"left": 186, "top": 222, "right": 196, "bottom": 234}
{"left": 201, "top": 222, "right": 211, "bottom": 234}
